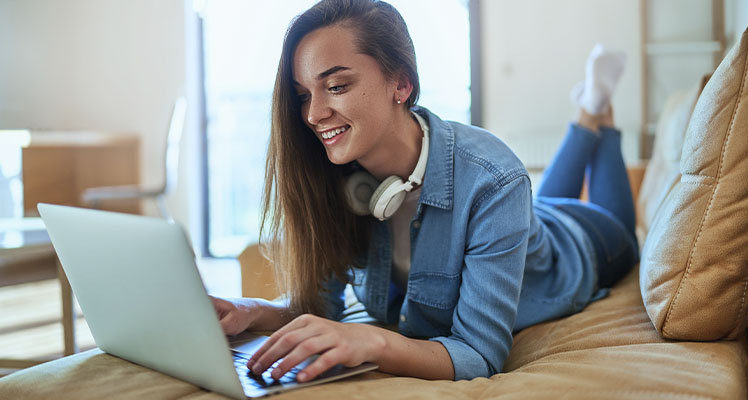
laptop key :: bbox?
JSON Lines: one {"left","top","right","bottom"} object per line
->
{"left": 232, "top": 351, "right": 303, "bottom": 389}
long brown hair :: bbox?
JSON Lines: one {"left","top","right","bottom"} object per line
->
{"left": 261, "top": 0, "right": 420, "bottom": 317}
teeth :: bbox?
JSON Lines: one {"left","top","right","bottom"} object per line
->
{"left": 322, "top": 126, "right": 347, "bottom": 140}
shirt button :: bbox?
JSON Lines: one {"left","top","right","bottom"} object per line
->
{"left": 400, "top": 314, "right": 407, "bottom": 322}
{"left": 412, "top": 221, "right": 421, "bottom": 229}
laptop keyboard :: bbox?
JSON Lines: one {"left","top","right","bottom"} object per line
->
{"left": 232, "top": 351, "right": 303, "bottom": 389}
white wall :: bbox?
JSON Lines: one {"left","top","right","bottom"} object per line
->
{"left": 740, "top": 1, "right": 748, "bottom": 38}
{"left": 726, "top": 0, "right": 748, "bottom": 48}
{"left": 479, "top": 0, "right": 746, "bottom": 168}
{"left": 480, "top": 0, "right": 642, "bottom": 169}
{"left": 0, "top": 0, "right": 195, "bottom": 238}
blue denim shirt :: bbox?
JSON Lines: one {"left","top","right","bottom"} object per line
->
{"left": 322, "top": 107, "right": 597, "bottom": 380}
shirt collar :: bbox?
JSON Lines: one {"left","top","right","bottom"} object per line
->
{"left": 412, "top": 106, "right": 454, "bottom": 210}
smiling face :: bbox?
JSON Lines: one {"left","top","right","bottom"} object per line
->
{"left": 292, "top": 24, "right": 402, "bottom": 166}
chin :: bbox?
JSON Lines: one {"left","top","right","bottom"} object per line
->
{"left": 326, "top": 149, "right": 356, "bottom": 165}
{"left": 324, "top": 150, "right": 353, "bottom": 166}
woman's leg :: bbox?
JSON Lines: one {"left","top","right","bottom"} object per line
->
{"left": 536, "top": 121, "right": 600, "bottom": 199}
{"left": 539, "top": 42, "right": 626, "bottom": 200}
{"left": 538, "top": 109, "right": 639, "bottom": 289}
{"left": 587, "top": 125, "right": 636, "bottom": 238}
{"left": 541, "top": 44, "right": 637, "bottom": 288}
{"left": 545, "top": 199, "right": 638, "bottom": 288}
{"left": 539, "top": 107, "right": 635, "bottom": 237}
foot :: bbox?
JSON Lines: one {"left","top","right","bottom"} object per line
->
{"left": 577, "top": 106, "right": 615, "bottom": 133}
{"left": 570, "top": 44, "right": 626, "bottom": 115}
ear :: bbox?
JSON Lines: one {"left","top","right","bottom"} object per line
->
{"left": 393, "top": 74, "right": 414, "bottom": 105}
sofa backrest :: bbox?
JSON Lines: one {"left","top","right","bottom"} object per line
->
{"left": 635, "top": 78, "right": 705, "bottom": 244}
{"left": 639, "top": 27, "right": 748, "bottom": 341}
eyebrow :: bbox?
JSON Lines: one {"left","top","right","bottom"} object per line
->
{"left": 317, "top": 65, "right": 351, "bottom": 80}
{"left": 293, "top": 66, "right": 352, "bottom": 88}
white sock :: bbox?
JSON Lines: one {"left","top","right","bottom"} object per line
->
{"left": 570, "top": 44, "right": 626, "bottom": 115}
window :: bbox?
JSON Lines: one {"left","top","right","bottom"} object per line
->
{"left": 0, "top": 130, "right": 29, "bottom": 219}
{"left": 201, "top": 0, "right": 472, "bottom": 257}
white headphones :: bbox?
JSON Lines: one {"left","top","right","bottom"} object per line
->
{"left": 345, "top": 111, "right": 429, "bottom": 221}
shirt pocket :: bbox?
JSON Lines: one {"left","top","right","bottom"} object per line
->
{"left": 407, "top": 272, "right": 461, "bottom": 310}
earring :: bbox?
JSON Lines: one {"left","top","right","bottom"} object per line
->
{"left": 397, "top": 97, "right": 402, "bottom": 104}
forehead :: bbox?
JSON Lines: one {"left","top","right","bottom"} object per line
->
{"left": 292, "top": 25, "right": 378, "bottom": 84}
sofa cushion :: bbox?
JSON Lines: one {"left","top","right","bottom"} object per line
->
{"left": 505, "top": 266, "right": 747, "bottom": 400}
{"left": 639, "top": 27, "right": 748, "bottom": 340}
{"left": 3, "top": 266, "right": 746, "bottom": 400}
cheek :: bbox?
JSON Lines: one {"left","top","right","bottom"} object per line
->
{"left": 300, "top": 103, "right": 311, "bottom": 124}
{"left": 353, "top": 87, "right": 386, "bottom": 112}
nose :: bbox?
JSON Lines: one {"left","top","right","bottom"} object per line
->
{"left": 305, "top": 95, "right": 332, "bottom": 126}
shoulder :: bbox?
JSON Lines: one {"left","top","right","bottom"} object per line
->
{"left": 416, "top": 107, "right": 527, "bottom": 182}
{"left": 446, "top": 120, "right": 527, "bottom": 187}
{"left": 415, "top": 107, "right": 529, "bottom": 210}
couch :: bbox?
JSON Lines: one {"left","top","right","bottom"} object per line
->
{"left": 2, "top": 28, "right": 747, "bottom": 400}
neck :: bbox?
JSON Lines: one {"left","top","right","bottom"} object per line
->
{"left": 358, "top": 109, "right": 423, "bottom": 182}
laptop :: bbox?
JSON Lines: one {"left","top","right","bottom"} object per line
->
{"left": 37, "top": 203, "right": 377, "bottom": 399}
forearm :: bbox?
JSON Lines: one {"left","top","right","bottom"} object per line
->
{"left": 249, "top": 297, "right": 297, "bottom": 332}
{"left": 373, "top": 327, "right": 454, "bottom": 380}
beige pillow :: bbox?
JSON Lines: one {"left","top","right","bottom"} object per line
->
{"left": 639, "top": 28, "right": 748, "bottom": 341}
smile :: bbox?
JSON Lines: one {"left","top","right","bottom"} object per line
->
{"left": 320, "top": 125, "right": 349, "bottom": 140}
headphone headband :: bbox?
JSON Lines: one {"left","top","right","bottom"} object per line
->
{"left": 406, "top": 111, "right": 430, "bottom": 190}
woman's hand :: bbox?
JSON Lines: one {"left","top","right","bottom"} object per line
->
{"left": 247, "top": 314, "right": 385, "bottom": 382}
{"left": 210, "top": 296, "right": 292, "bottom": 335}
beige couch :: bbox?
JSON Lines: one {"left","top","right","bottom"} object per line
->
{"left": 2, "top": 28, "right": 747, "bottom": 400}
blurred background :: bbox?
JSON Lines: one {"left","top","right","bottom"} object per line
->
{"left": 1, "top": 0, "right": 746, "bottom": 257}
{"left": 0, "top": 0, "right": 746, "bottom": 371}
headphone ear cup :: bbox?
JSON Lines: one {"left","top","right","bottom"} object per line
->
{"left": 345, "top": 171, "right": 380, "bottom": 216}
{"left": 369, "top": 175, "right": 406, "bottom": 220}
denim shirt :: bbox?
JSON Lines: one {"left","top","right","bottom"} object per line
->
{"left": 322, "top": 107, "right": 597, "bottom": 380}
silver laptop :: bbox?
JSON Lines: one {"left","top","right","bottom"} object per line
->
{"left": 37, "top": 203, "right": 377, "bottom": 399}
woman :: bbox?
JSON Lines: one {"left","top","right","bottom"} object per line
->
{"left": 211, "top": 0, "right": 638, "bottom": 382}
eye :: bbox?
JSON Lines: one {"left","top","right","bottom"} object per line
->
{"left": 328, "top": 85, "right": 347, "bottom": 94}
{"left": 297, "top": 93, "right": 310, "bottom": 103}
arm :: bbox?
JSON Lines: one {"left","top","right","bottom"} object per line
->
{"left": 431, "top": 175, "right": 532, "bottom": 379}
{"left": 210, "top": 296, "right": 296, "bottom": 334}
{"left": 243, "top": 271, "right": 454, "bottom": 381}
{"left": 376, "top": 326, "right": 454, "bottom": 380}
{"left": 246, "top": 314, "right": 454, "bottom": 381}
{"left": 211, "top": 267, "right": 348, "bottom": 335}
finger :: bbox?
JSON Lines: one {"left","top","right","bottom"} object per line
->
{"left": 248, "top": 314, "right": 314, "bottom": 369}
{"left": 296, "top": 347, "right": 345, "bottom": 382}
{"left": 251, "top": 328, "right": 321, "bottom": 375}
{"left": 219, "top": 312, "right": 244, "bottom": 336}
{"left": 269, "top": 334, "right": 335, "bottom": 380}
{"left": 250, "top": 319, "right": 321, "bottom": 375}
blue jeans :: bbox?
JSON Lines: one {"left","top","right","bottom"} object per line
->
{"left": 537, "top": 124, "right": 639, "bottom": 289}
